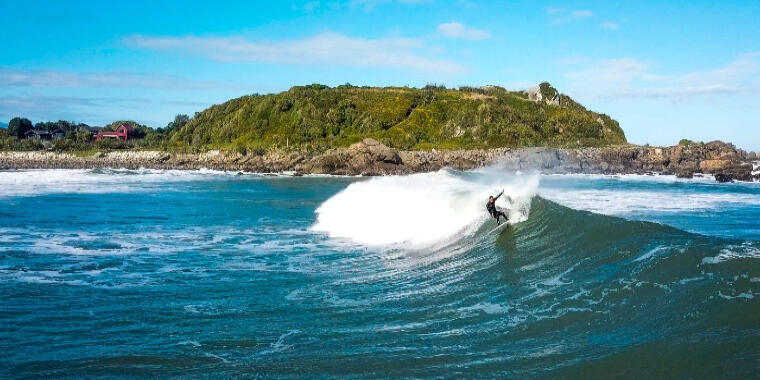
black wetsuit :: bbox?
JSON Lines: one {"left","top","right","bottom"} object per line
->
{"left": 487, "top": 193, "right": 508, "bottom": 225}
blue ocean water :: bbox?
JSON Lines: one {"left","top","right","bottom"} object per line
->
{"left": 1, "top": 168, "right": 758, "bottom": 378}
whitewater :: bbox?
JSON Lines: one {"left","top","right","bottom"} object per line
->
{"left": 312, "top": 168, "right": 537, "bottom": 246}
{"left": 1, "top": 167, "right": 758, "bottom": 378}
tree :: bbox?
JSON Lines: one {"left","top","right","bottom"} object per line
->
{"left": 8, "top": 117, "right": 33, "bottom": 138}
{"left": 165, "top": 114, "right": 191, "bottom": 134}
{"left": 174, "top": 114, "right": 190, "bottom": 127}
{"left": 34, "top": 120, "right": 74, "bottom": 133}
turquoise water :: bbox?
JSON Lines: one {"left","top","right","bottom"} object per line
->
{"left": 1, "top": 168, "right": 759, "bottom": 378}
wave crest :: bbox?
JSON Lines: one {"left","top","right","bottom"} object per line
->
{"left": 311, "top": 168, "right": 538, "bottom": 246}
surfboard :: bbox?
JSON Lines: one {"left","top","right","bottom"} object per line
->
{"left": 489, "top": 222, "right": 511, "bottom": 234}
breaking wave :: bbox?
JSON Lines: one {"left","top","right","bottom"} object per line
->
{"left": 311, "top": 168, "right": 538, "bottom": 246}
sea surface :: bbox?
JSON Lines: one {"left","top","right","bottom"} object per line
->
{"left": 1, "top": 168, "right": 759, "bottom": 378}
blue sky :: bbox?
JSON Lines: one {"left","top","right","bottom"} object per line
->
{"left": 1, "top": 0, "right": 759, "bottom": 149}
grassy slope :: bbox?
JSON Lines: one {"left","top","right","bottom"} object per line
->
{"left": 171, "top": 83, "right": 627, "bottom": 153}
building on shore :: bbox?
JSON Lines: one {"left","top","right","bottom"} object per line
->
{"left": 95, "top": 124, "right": 134, "bottom": 141}
{"left": 24, "top": 129, "right": 54, "bottom": 140}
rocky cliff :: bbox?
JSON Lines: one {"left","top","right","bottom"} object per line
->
{"left": 0, "top": 140, "right": 756, "bottom": 182}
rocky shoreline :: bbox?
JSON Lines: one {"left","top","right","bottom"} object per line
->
{"left": 0, "top": 139, "right": 757, "bottom": 182}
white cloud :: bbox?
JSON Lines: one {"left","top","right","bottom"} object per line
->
{"left": 437, "top": 22, "right": 491, "bottom": 40}
{"left": 563, "top": 53, "right": 760, "bottom": 101}
{"left": 567, "top": 58, "right": 661, "bottom": 84}
{"left": 547, "top": 7, "right": 594, "bottom": 25}
{"left": 0, "top": 68, "right": 232, "bottom": 90}
{"left": 601, "top": 21, "right": 620, "bottom": 30}
{"left": 126, "top": 32, "right": 465, "bottom": 74}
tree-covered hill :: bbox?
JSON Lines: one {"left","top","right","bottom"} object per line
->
{"left": 171, "top": 83, "right": 626, "bottom": 153}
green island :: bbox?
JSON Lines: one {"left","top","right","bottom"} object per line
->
{"left": 0, "top": 82, "right": 627, "bottom": 154}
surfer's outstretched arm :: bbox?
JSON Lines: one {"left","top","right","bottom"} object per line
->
{"left": 493, "top": 190, "right": 504, "bottom": 201}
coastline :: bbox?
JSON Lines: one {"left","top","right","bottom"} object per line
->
{"left": 1, "top": 139, "right": 757, "bottom": 182}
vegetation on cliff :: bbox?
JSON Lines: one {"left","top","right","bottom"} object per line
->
{"left": 2, "top": 83, "right": 627, "bottom": 153}
{"left": 171, "top": 83, "right": 626, "bottom": 153}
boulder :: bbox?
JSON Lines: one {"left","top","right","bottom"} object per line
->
{"left": 304, "top": 150, "right": 344, "bottom": 174}
{"left": 700, "top": 159, "right": 753, "bottom": 181}
{"left": 301, "top": 139, "right": 402, "bottom": 175}
{"left": 671, "top": 159, "right": 699, "bottom": 178}
{"left": 350, "top": 138, "right": 402, "bottom": 164}
{"left": 675, "top": 169, "right": 694, "bottom": 179}
{"left": 450, "top": 157, "right": 478, "bottom": 170}
{"left": 699, "top": 159, "right": 733, "bottom": 173}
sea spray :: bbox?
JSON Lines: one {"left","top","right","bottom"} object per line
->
{"left": 311, "top": 168, "right": 539, "bottom": 246}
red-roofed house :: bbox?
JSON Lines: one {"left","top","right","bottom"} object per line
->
{"left": 95, "top": 124, "right": 134, "bottom": 141}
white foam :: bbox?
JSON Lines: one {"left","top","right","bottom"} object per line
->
{"left": 0, "top": 168, "right": 280, "bottom": 198}
{"left": 176, "top": 340, "right": 202, "bottom": 347}
{"left": 259, "top": 330, "right": 300, "bottom": 355}
{"left": 311, "top": 169, "right": 538, "bottom": 246}
{"left": 717, "top": 291, "right": 755, "bottom": 300}
{"left": 541, "top": 262, "right": 580, "bottom": 286}
{"left": 0, "top": 225, "right": 283, "bottom": 257}
{"left": 459, "top": 302, "right": 510, "bottom": 315}
{"left": 542, "top": 172, "right": 717, "bottom": 184}
{"left": 203, "top": 353, "right": 230, "bottom": 363}
{"left": 540, "top": 187, "right": 760, "bottom": 215}
{"left": 539, "top": 172, "right": 760, "bottom": 216}
{"left": 701, "top": 244, "right": 760, "bottom": 264}
{"left": 634, "top": 246, "right": 672, "bottom": 262}
{"left": 0, "top": 169, "right": 195, "bottom": 197}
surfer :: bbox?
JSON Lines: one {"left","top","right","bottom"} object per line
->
{"left": 486, "top": 190, "right": 510, "bottom": 225}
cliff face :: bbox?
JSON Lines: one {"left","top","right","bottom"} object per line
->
{"left": 0, "top": 140, "right": 755, "bottom": 182}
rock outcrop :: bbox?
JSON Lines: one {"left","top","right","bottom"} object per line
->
{"left": 302, "top": 138, "right": 402, "bottom": 175}
{"left": 524, "top": 83, "right": 560, "bottom": 106}
{"left": 0, "top": 140, "right": 756, "bottom": 182}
